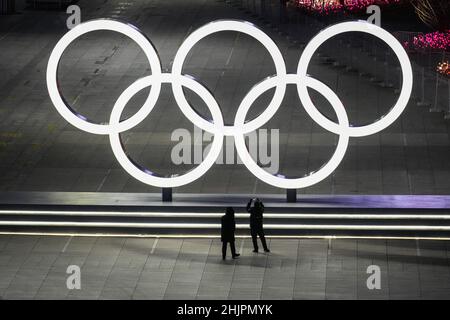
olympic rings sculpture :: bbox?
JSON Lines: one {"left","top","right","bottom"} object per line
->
{"left": 46, "top": 19, "right": 413, "bottom": 189}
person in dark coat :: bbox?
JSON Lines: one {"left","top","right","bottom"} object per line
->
{"left": 247, "top": 198, "right": 270, "bottom": 253}
{"left": 221, "top": 207, "right": 240, "bottom": 260}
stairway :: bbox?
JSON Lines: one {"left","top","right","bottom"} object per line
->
{"left": 1, "top": 204, "right": 450, "bottom": 238}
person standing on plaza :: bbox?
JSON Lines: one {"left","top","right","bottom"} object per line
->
{"left": 221, "top": 207, "right": 240, "bottom": 260}
{"left": 247, "top": 198, "right": 270, "bottom": 253}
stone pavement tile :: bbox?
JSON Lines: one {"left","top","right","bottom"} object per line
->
{"left": 293, "top": 239, "right": 328, "bottom": 299}
{"left": 52, "top": 253, "right": 88, "bottom": 269}
{"left": 164, "top": 240, "right": 211, "bottom": 297}
{"left": 197, "top": 240, "right": 235, "bottom": 299}
{"left": 416, "top": 240, "right": 450, "bottom": 299}
{"left": 20, "top": 168, "right": 80, "bottom": 192}
{"left": 132, "top": 289, "right": 165, "bottom": 300}
{"left": 3, "top": 273, "right": 45, "bottom": 300}
{"left": 143, "top": 239, "right": 183, "bottom": 270}
{"left": 62, "top": 236, "right": 97, "bottom": 254}
{"left": 233, "top": 254, "right": 267, "bottom": 272}
{"left": 139, "top": 270, "right": 173, "bottom": 284}
{"left": 20, "top": 253, "right": 59, "bottom": 270}
{"left": 66, "top": 286, "right": 103, "bottom": 300}
{"left": 34, "top": 272, "right": 70, "bottom": 300}
{"left": 196, "top": 293, "right": 230, "bottom": 300}
{"left": 145, "top": 255, "right": 179, "bottom": 271}
{"left": 88, "top": 237, "right": 126, "bottom": 255}
{"left": 109, "top": 263, "right": 144, "bottom": 277}
{"left": 293, "top": 280, "right": 327, "bottom": 300}
{"left": 228, "top": 287, "right": 262, "bottom": 300}
{"left": 200, "top": 271, "right": 234, "bottom": 283}
{"left": 0, "top": 272, "right": 15, "bottom": 296}
{"left": 34, "top": 286, "right": 70, "bottom": 300}
{"left": 3, "top": 289, "right": 37, "bottom": 300}
{"left": 99, "top": 286, "right": 135, "bottom": 300}
{"left": 3, "top": 235, "right": 40, "bottom": 252}
{"left": 151, "top": 238, "right": 183, "bottom": 251}
{"left": 83, "top": 255, "right": 120, "bottom": 269}
{"left": 387, "top": 240, "right": 420, "bottom": 273}
{"left": 133, "top": 281, "right": 168, "bottom": 300}
{"left": 356, "top": 240, "right": 389, "bottom": 299}
{"left": 230, "top": 276, "right": 265, "bottom": 290}
{"left": 164, "top": 282, "right": 200, "bottom": 300}
{"left": 0, "top": 235, "right": 10, "bottom": 251}
{"left": 260, "top": 287, "right": 294, "bottom": 300}
{"left": 103, "top": 269, "right": 141, "bottom": 289}
{"left": 263, "top": 256, "right": 297, "bottom": 294}
{"left": 77, "top": 266, "right": 112, "bottom": 284}
{"left": 71, "top": 169, "right": 109, "bottom": 192}
{"left": 325, "top": 271, "right": 358, "bottom": 300}
{"left": 63, "top": 256, "right": 107, "bottom": 297}
{"left": 0, "top": 254, "right": 19, "bottom": 267}
{"left": 386, "top": 241, "right": 421, "bottom": 299}
{"left": 10, "top": 266, "right": 50, "bottom": 283}
{"left": 203, "top": 240, "right": 234, "bottom": 271}
{"left": 234, "top": 256, "right": 268, "bottom": 272}
{"left": 388, "top": 274, "right": 422, "bottom": 299}
{"left": 196, "top": 283, "right": 232, "bottom": 300}
{"left": 170, "top": 271, "right": 205, "bottom": 284}
{"left": 419, "top": 278, "right": 450, "bottom": 300}
{"left": 97, "top": 169, "right": 130, "bottom": 192}
{"left": 356, "top": 266, "right": 389, "bottom": 299}
{"left": 119, "top": 238, "right": 154, "bottom": 254}
{"left": 32, "top": 236, "right": 70, "bottom": 253}
{"left": 173, "top": 257, "right": 210, "bottom": 272}
{"left": 356, "top": 287, "right": 389, "bottom": 300}
{"left": 262, "top": 273, "right": 295, "bottom": 288}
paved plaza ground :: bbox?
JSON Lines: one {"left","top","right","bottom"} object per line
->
{"left": 0, "top": 235, "right": 450, "bottom": 300}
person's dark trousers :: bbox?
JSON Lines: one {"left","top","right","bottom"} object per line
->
{"left": 222, "top": 241, "right": 237, "bottom": 259}
{"left": 251, "top": 230, "right": 269, "bottom": 251}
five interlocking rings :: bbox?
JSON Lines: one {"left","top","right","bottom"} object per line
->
{"left": 47, "top": 19, "right": 413, "bottom": 189}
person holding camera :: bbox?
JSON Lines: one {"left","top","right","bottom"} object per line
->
{"left": 221, "top": 207, "right": 240, "bottom": 260}
{"left": 246, "top": 198, "right": 270, "bottom": 253}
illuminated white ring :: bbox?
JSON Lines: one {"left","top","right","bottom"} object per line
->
{"left": 297, "top": 21, "right": 413, "bottom": 137}
{"left": 46, "top": 19, "right": 413, "bottom": 190}
{"left": 46, "top": 19, "right": 162, "bottom": 135}
{"left": 109, "top": 74, "right": 224, "bottom": 188}
{"left": 235, "top": 74, "right": 350, "bottom": 189}
{"left": 172, "top": 20, "right": 287, "bottom": 136}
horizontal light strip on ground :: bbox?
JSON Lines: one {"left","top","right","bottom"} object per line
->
{"left": 1, "top": 210, "right": 450, "bottom": 220}
{"left": 2, "top": 231, "right": 450, "bottom": 241}
{"left": 1, "top": 221, "right": 450, "bottom": 231}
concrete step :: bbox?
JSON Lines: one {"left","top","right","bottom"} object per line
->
{"left": 1, "top": 205, "right": 450, "bottom": 238}
{"left": 1, "top": 192, "right": 450, "bottom": 237}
